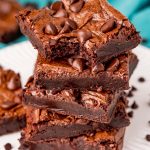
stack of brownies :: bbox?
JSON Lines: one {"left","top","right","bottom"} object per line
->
{"left": 16, "top": 0, "right": 141, "bottom": 149}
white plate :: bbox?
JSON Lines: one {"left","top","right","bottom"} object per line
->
{"left": 0, "top": 41, "right": 150, "bottom": 150}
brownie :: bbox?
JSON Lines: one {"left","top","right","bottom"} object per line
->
{"left": 19, "top": 128, "right": 125, "bottom": 150}
{"left": 129, "top": 53, "right": 138, "bottom": 77}
{"left": 23, "top": 77, "right": 122, "bottom": 123}
{"left": 34, "top": 53, "right": 129, "bottom": 91}
{"left": 0, "top": 0, "right": 22, "bottom": 43}
{"left": 0, "top": 66, "right": 25, "bottom": 135}
{"left": 24, "top": 98, "right": 129, "bottom": 141}
{"left": 16, "top": 0, "right": 141, "bottom": 64}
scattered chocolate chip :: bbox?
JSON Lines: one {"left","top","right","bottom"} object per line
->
{"left": 131, "top": 86, "right": 137, "bottom": 92}
{"left": 101, "top": 18, "right": 116, "bottom": 33}
{"left": 128, "top": 111, "right": 133, "bottom": 118}
{"left": 0, "top": 1, "right": 11, "bottom": 15}
{"left": 107, "top": 58, "right": 119, "bottom": 72}
{"left": 148, "top": 121, "right": 150, "bottom": 125}
{"left": 127, "top": 91, "right": 133, "bottom": 98}
{"left": 131, "top": 101, "right": 138, "bottom": 109}
{"left": 92, "top": 63, "right": 104, "bottom": 74}
{"left": 53, "top": 9, "right": 68, "bottom": 18}
{"left": 145, "top": 135, "right": 150, "bottom": 142}
{"left": 70, "top": 0, "right": 84, "bottom": 13}
{"left": 4, "top": 143, "right": 12, "bottom": 150}
{"left": 0, "top": 101, "right": 18, "bottom": 110}
{"left": 25, "top": 2, "right": 38, "bottom": 9}
{"left": 138, "top": 77, "right": 145, "bottom": 83}
{"left": 50, "top": 1, "right": 64, "bottom": 12}
{"left": 77, "top": 30, "right": 92, "bottom": 43}
{"left": 7, "top": 74, "right": 21, "bottom": 90}
{"left": 44, "top": 23, "right": 58, "bottom": 35}
{"left": 72, "top": 58, "right": 84, "bottom": 72}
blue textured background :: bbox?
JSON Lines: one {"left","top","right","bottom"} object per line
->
{"left": 0, "top": 0, "right": 150, "bottom": 48}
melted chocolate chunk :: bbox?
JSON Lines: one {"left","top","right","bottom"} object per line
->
{"left": 131, "top": 101, "right": 138, "bottom": 109}
{"left": 0, "top": 1, "right": 11, "bottom": 15}
{"left": 138, "top": 77, "right": 145, "bottom": 83}
{"left": 53, "top": 9, "right": 68, "bottom": 18}
{"left": 92, "top": 63, "right": 104, "bottom": 74}
{"left": 44, "top": 23, "right": 58, "bottom": 35}
{"left": 72, "top": 58, "right": 84, "bottom": 72}
{"left": 101, "top": 18, "right": 116, "bottom": 33}
{"left": 70, "top": 0, "right": 84, "bottom": 13}
{"left": 4, "top": 143, "right": 12, "bottom": 150}
{"left": 145, "top": 135, "right": 150, "bottom": 142}
{"left": 77, "top": 30, "right": 92, "bottom": 43}
{"left": 60, "top": 19, "right": 77, "bottom": 34}
{"left": 7, "top": 74, "right": 21, "bottom": 91}
{"left": 0, "top": 101, "right": 18, "bottom": 110}
{"left": 50, "top": 1, "right": 64, "bottom": 12}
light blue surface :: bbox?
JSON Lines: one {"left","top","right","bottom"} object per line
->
{"left": 0, "top": 0, "right": 150, "bottom": 48}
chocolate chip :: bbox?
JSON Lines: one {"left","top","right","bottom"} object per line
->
{"left": 131, "top": 101, "right": 138, "bottom": 109}
{"left": 0, "top": 101, "right": 18, "bottom": 110}
{"left": 145, "top": 135, "right": 150, "bottom": 142}
{"left": 44, "top": 23, "right": 58, "bottom": 35}
{"left": 131, "top": 86, "right": 137, "bottom": 92}
{"left": 127, "top": 91, "right": 133, "bottom": 98}
{"left": 92, "top": 63, "right": 104, "bottom": 74}
{"left": 70, "top": 0, "right": 84, "bottom": 13}
{"left": 148, "top": 121, "right": 150, "bottom": 125}
{"left": 4, "top": 143, "right": 12, "bottom": 150}
{"left": 77, "top": 30, "right": 92, "bottom": 43}
{"left": 138, "top": 77, "right": 145, "bottom": 82}
{"left": 142, "top": 38, "right": 148, "bottom": 44}
{"left": 101, "top": 18, "right": 116, "bottom": 33}
{"left": 128, "top": 111, "right": 133, "bottom": 118}
{"left": 107, "top": 58, "right": 119, "bottom": 72}
{"left": 0, "top": 2, "right": 12, "bottom": 15}
{"left": 53, "top": 9, "right": 68, "bottom": 18}
{"left": 60, "top": 19, "right": 77, "bottom": 34}
{"left": 7, "top": 74, "right": 21, "bottom": 91}
{"left": 50, "top": 1, "right": 64, "bottom": 12}
{"left": 72, "top": 58, "right": 84, "bottom": 72}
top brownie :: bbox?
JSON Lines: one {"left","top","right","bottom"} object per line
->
{"left": 16, "top": 0, "right": 141, "bottom": 65}
{"left": 0, "top": 0, "right": 22, "bottom": 43}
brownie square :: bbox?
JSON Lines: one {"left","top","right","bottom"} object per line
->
{"left": 0, "top": 0, "right": 22, "bottom": 43}
{"left": 0, "top": 66, "right": 25, "bottom": 135}
{"left": 24, "top": 97, "right": 129, "bottom": 141}
{"left": 23, "top": 76, "right": 122, "bottom": 123}
{"left": 34, "top": 53, "right": 129, "bottom": 91}
{"left": 16, "top": 0, "right": 141, "bottom": 64}
{"left": 19, "top": 127, "right": 125, "bottom": 150}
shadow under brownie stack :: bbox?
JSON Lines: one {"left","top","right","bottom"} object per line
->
{"left": 16, "top": 0, "right": 141, "bottom": 149}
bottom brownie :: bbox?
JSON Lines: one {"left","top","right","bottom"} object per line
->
{"left": 0, "top": 66, "right": 25, "bottom": 135}
{"left": 19, "top": 127, "right": 125, "bottom": 150}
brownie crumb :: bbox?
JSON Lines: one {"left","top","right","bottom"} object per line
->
{"left": 145, "top": 135, "right": 150, "bottom": 142}
{"left": 128, "top": 111, "right": 134, "bottom": 118}
{"left": 127, "top": 91, "right": 133, "bottom": 98}
{"left": 4, "top": 143, "right": 12, "bottom": 150}
{"left": 138, "top": 77, "right": 145, "bottom": 83}
{"left": 131, "top": 101, "right": 138, "bottom": 109}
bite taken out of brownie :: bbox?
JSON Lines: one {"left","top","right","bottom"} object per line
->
{"left": 0, "top": 66, "right": 26, "bottom": 135}
{"left": 16, "top": 0, "right": 141, "bottom": 65}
